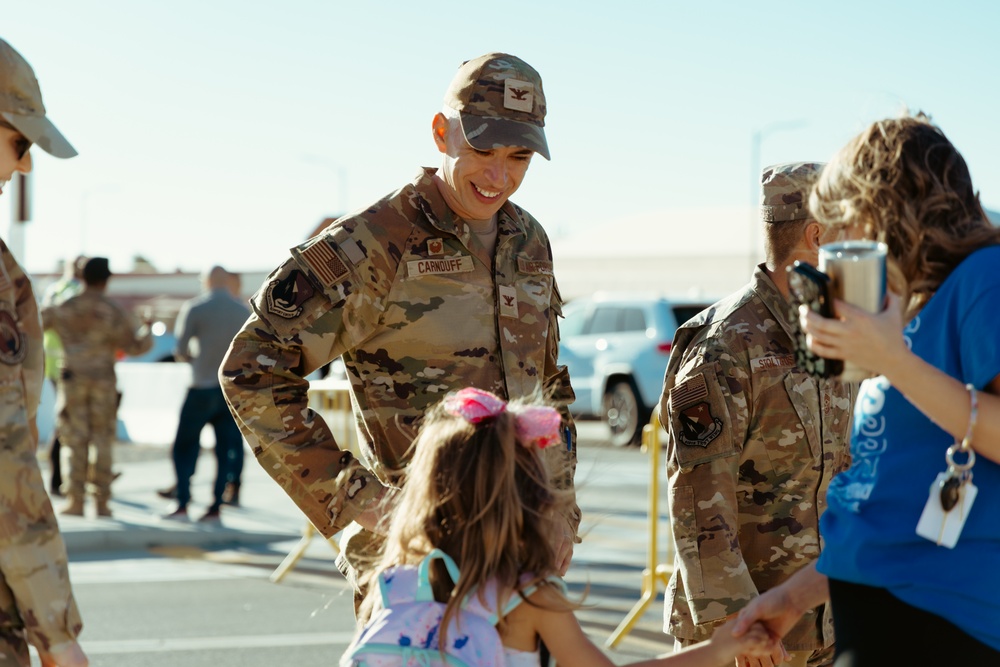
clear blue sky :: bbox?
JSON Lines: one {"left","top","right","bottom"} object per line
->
{"left": 3, "top": 0, "right": 998, "bottom": 275}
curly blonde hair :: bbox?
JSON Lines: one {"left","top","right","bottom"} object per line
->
{"left": 356, "top": 393, "right": 575, "bottom": 648}
{"left": 809, "top": 113, "right": 1000, "bottom": 315}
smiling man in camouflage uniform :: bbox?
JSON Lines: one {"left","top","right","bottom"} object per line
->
{"left": 659, "top": 163, "right": 856, "bottom": 667}
{"left": 0, "top": 36, "right": 87, "bottom": 667}
{"left": 220, "top": 53, "right": 578, "bottom": 606}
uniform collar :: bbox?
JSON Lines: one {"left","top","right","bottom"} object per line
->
{"left": 411, "top": 167, "right": 526, "bottom": 244}
{"left": 750, "top": 264, "right": 797, "bottom": 340}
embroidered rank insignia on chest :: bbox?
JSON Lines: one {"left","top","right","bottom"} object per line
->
{"left": 498, "top": 285, "right": 518, "bottom": 318}
{"left": 750, "top": 354, "right": 795, "bottom": 372}
{"left": 265, "top": 269, "right": 315, "bottom": 319}
{"left": 0, "top": 301, "right": 26, "bottom": 365}
{"left": 670, "top": 373, "right": 722, "bottom": 448}
{"left": 517, "top": 258, "right": 553, "bottom": 275}
{"left": 406, "top": 255, "right": 474, "bottom": 277}
{"left": 300, "top": 238, "right": 350, "bottom": 286}
{"left": 427, "top": 238, "right": 444, "bottom": 255}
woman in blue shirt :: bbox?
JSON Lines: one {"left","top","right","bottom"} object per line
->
{"left": 734, "top": 114, "right": 1000, "bottom": 666}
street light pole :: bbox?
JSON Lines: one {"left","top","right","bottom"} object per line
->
{"left": 80, "top": 185, "right": 119, "bottom": 256}
{"left": 301, "top": 154, "right": 349, "bottom": 216}
{"left": 748, "top": 119, "right": 807, "bottom": 273}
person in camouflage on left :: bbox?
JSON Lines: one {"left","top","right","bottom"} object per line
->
{"left": 41, "top": 257, "right": 152, "bottom": 519}
{"left": 660, "top": 163, "right": 859, "bottom": 667}
{"left": 221, "top": 53, "right": 579, "bottom": 609}
{"left": 0, "top": 36, "right": 87, "bottom": 667}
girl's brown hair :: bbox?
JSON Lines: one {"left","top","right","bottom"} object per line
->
{"left": 357, "top": 394, "right": 574, "bottom": 647}
{"left": 810, "top": 113, "right": 1000, "bottom": 315}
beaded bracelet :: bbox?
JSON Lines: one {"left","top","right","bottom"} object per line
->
{"left": 946, "top": 383, "right": 978, "bottom": 472}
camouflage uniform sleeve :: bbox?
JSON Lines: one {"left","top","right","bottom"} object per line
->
{"left": 542, "top": 275, "right": 580, "bottom": 540}
{"left": 0, "top": 245, "right": 83, "bottom": 649}
{"left": 220, "top": 247, "right": 385, "bottom": 538}
{"left": 0, "top": 453, "right": 84, "bottom": 651}
{"left": 664, "top": 338, "right": 756, "bottom": 627}
{"left": 3, "top": 244, "right": 43, "bottom": 434}
{"left": 116, "top": 307, "right": 153, "bottom": 357}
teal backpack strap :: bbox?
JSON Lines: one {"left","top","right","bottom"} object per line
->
{"left": 489, "top": 575, "right": 567, "bottom": 624}
{"left": 416, "top": 548, "right": 461, "bottom": 602}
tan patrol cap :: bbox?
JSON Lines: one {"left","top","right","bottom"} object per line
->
{"left": 0, "top": 37, "right": 76, "bottom": 158}
{"left": 760, "top": 162, "right": 824, "bottom": 223}
{"left": 443, "top": 52, "right": 550, "bottom": 160}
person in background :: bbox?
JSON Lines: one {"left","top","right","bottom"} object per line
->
{"left": 220, "top": 53, "right": 579, "bottom": 624}
{"left": 221, "top": 269, "right": 246, "bottom": 505}
{"left": 40, "top": 254, "right": 87, "bottom": 497}
{"left": 659, "top": 163, "right": 856, "bottom": 667}
{"left": 0, "top": 35, "right": 88, "bottom": 667}
{"left": 162, "top": 265, "right": 249, "bottom": 522}
{"left": 41, "top": 257, "right": 152, "bottom": 518}
{"left": 734, "top": 113, "right": 1000, "bottom": 665}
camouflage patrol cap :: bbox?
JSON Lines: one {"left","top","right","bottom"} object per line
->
{"left": 0, "top": 38, "right": 76, "bottom": 158}
{"left": 443, "top": 52, "right": 550, "bottom": 160}
{"left": 760, "top": 162, "right": 824, "bottom": 223}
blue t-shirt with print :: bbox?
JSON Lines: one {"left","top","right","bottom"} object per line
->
{"left": 817, "top": 245, "right": 1000, "bottom": 651}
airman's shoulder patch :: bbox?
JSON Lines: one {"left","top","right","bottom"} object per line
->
{"left": 670, "top": 373, "right": 723, "bottom": 448}
{"left": 265, "top": 269, "right": 315, "bottom": 319}
{"left": 0, "top": 301, "right": 26, "bottom": 365}
{"left": 299, "top": 238, "right": 350, "bottom": 287}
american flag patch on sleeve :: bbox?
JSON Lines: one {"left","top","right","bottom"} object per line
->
{"left": 300, "top": 238, "right": 350, "bottom": 286}
{"left": 669, "top": 372, "right": 709, "bottom": 410}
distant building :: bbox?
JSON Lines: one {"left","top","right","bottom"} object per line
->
{"left": 30, "top": 268, "right": 269, "bottom": 331}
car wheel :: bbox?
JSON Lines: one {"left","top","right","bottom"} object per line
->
{"left": 603, "top": 379, "right": 648, "bottom": 447}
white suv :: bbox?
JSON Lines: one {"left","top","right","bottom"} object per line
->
{"left": 559, "top": 292, "right": 711, "bottom": 446}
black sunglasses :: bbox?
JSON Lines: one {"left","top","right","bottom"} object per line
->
{"left": 0, "top": 119, "right": 31, "bottom": 160}
{"left": 15, "top": 137, "right": 31, "bottom": 160}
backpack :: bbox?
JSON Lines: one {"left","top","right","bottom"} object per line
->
{"left": 340, "top": 549, "right": 550, "bottom": 667}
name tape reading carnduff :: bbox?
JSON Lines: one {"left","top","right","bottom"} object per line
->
{"left": 407, "top": 256, "right": 475, "bottom": 277}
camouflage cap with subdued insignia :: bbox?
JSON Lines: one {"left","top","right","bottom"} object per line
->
{"left": 0, "top": 37, "right": 76, "bottom": 158}
{"left": 443, "top": 52, "right": 550, "bottom": 160}
{"left": 760, "top": 162, "right": 824, "bottom": 223}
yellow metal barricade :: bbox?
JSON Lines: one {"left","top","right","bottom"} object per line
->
{"left": 270, "top": 377, "right": 358, "bottom": 583}
{"left": 605, "top": 411, "right": 674, "bottom": 647}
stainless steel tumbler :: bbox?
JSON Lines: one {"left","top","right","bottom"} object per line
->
{"left": 818, "top": 241, "right": 888, "bottom": 381}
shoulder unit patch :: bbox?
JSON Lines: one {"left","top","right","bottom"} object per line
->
{"left": 0, "top": 301, "right": 26, "bottom": 365}
{"left": 265, "top": 269, "right": 315, "bottom": 319}
{"left": 670, "top": 372, "right": 723, "bottom": 448}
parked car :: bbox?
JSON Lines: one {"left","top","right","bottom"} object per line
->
{"left": 559, "top": 292, "right": 712, "bottom": 447}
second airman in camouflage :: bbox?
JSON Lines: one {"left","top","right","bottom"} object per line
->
{"left": 41, "top": 257, "right": 152, "bottom": 518}
{"left": 220, "top": 53, "right": 579, "bottom": 609}
{"left": 660, "top": 163, "right": 856, "bottom": 667}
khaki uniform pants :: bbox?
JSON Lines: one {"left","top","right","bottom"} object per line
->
{"left": 57, "top": 376, "right": 118, "bottom": 500}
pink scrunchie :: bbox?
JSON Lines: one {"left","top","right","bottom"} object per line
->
{"left": 442, "top": 387, "right": 561, "bottom": 449}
